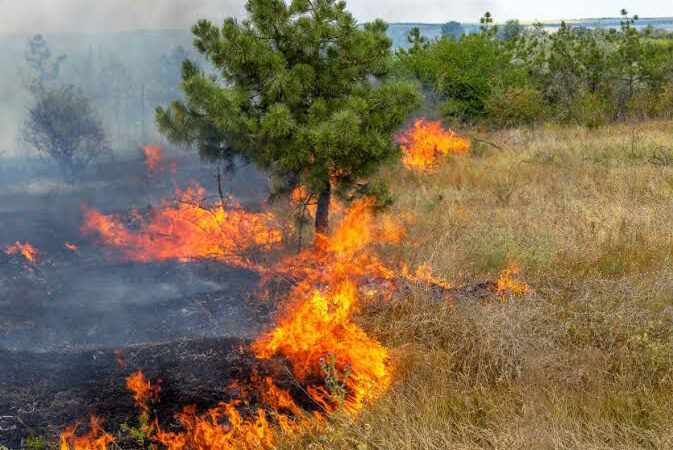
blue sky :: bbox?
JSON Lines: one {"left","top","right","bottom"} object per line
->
{"left": 0, "top": 0, "right": 671, "bottom": 35}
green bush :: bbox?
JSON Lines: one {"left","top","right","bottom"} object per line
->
{"left": 567, "top": 91, "right": 614, "bottom": 128}
{"left": 398, "top": 32, "right": 526, "bottom": 122}
{"left": 485, "top": 84, "right": 550, "bottom": 126}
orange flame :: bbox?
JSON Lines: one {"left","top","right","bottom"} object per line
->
{"left": 291, "top": 186, "right": 317, "bottom": 216}
{"left": 493, "top": 263, "right": 530, "bottom": 301}
{"left": 125, "top": 370, "right": 286, "bottom": 449}
{"left": 59, "top": 415, "right": 115, "bottom": 450}
{"left": 126, "top": 370, "right": 159, "bottom": 412}
{"left": 52, "top": 133, "right": 531, "bottom": 449}
{"left": 4, "top": 241, "right": 39, "bottom": 263}
{"left": 397, "top": 118, "right": 469, "bottom": 172}
{"left": 114, "top": 349, "right": 127, "bottom": 367}
{"left": 290, "top": 185, "right": 344, "bottom": 218}
{"left": 253, "top": 199, "right": 397, "bottom": 413}
{"left": 64, "top": 242, "right": 79, "bottom": 252}
{"left": 113, "top": 200, "right": 402, "bottom": 449}
{"left": 401, "top": 263, "right": 453, "bottom": 290}
{"left": 143, "top": 145, "right": 176, "bottom": 174}
{"left": 81, "top": 182, "right": 282, "bottom": 270}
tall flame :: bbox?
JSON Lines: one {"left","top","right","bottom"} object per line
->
{"left": 81, "top": 183, "right": 282, "bottom": 270}
{"left": 253, "top": 199, "right": 399, "bottom": 412}
{"left": 397, "top": 118, "right": 469, "bottom": 172}
{"left": 113, "top": 200, "right": 401, "bottom": 449}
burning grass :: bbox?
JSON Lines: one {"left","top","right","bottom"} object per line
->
{"left": 63, "top": 197, "right": 441, "bottom": 449}
{"left": 397, "top": 118, "right": 469, "bottom": 172}
{"left": 4, "top": 240, "right": 39, "bottom": 263}
{"left": 273, "top": 120, "right": 673, "bottom": 449}
{"left": 19, "top": 120, "right": 673, "bottom": 448}
{"left": 81, "top": 182, "right": 283, "bottom": 270}
{"left": 142, "top": 145, "right": 175, "bottom": 175}
{"left": 59, "top": 416, "right": 115, "bottom": 450}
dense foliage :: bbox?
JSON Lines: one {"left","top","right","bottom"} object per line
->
{"left": 156, "top": 0, "right": 422, "bottom": 233}
{"left": 398, "top": 11, "right": 673, "bottom": 127}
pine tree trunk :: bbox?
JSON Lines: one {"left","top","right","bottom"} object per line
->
{"left": 314, "top": 180, "right": 331, "bottom": 235}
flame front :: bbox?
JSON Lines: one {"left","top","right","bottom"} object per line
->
{"left": 81, "top": 183, "right": 282, "bottom": 269}
{"left": 397, "top": 118, "right": 469, "bottom": 172}
{"left": 116, "top": 200, "right": 399, "bottom": 449}
{"left": 59, "top": 415, "right": 115, "bottom": 450}
{"left": 59, "top": 137, "right": 529, "bottom": 448}
{"left": 4, "top": 240, "right": 39, "bottom": 263}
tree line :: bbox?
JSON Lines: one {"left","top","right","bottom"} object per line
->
{"left": 397, "top": 10, "right": 673, "bottom": 127}
{"left": 19, "top": 2, "right": 673, "bottom": 236}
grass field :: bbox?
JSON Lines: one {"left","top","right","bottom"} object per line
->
{"left": 279, "top": 121, "right": 673, "bottom": 449}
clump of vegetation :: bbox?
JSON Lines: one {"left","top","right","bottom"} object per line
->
{"left": 24, "top": 434, "right": 54, "bottom": 450}
{"left": 22, "top": 35, "right": 107, "bottom": 183}
{"left": 156, "top": 0, "right": 422, "bottom": 234}
{"left": 397, "top": 10, "right": 673, "bottom": 127}
{"left": 320, "top": 353, "right": 352, "bottom": 410}
{"left": 23, "top": 85, "right": 107, "bottom": 183}
{"left": 118, "top": 412, "right": 148, "bottom": 446}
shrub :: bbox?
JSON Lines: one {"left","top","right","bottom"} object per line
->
{"left": 397, "top": 10, "right": 673, "bottom": 127}
{"left": 485, "top": 84, "right": 550, "bottom": 126}
{"left": 567, "top": 91, "right": 614, "bottom": 128}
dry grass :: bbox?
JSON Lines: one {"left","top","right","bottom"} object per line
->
{"left": 278, "top": 121, "right": 673, "bottom": 449}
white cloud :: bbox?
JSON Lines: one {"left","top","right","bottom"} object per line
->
{"left": 0, "top": 0, "right": 670, "bottom": 36}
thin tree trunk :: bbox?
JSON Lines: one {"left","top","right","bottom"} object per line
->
{"left": 314, "top": 180, "right": 331, "bottom": 235}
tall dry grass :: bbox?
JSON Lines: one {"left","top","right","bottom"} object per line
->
{"left": 279, "top": 121, "right": 673, "bottom": 449}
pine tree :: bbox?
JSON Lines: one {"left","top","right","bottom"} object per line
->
{"left": 156, "top": 0, "right": 422, "bottom": 234}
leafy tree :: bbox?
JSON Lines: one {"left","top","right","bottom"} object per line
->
{"left": 22, "top": 36, "right": 106, "bottom": 182}
{"left": 24, "top": 34, "right": 66, "bottom": 93}
{"left": 479, "top": 12, "right": 497, "bottom": 38}
{"left": 613, "top": 9, "right": 644, "bottom": 116}
{"left": 23, "top": 86, "right": 107, "bottom": 183}
{"left": 397, "top": 9, "right": 673, "bottom": 126}
{"left": 407, "top": 32, "right": 524, "bottom": 120}
{"left": 498, "top": 20, "right": 524, "bottom": 41}
{"left": 156, "top": 0, "right": 422, "bottom": 234}
{"left": 407, "top": 26, "right": 429, "bottom": 52}
{"left": 441, "top": 21, "right": 465, "bottom": 40}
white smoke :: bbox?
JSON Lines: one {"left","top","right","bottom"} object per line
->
{"left": 0, "top": 0, "right": 246, "bottom": 35}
